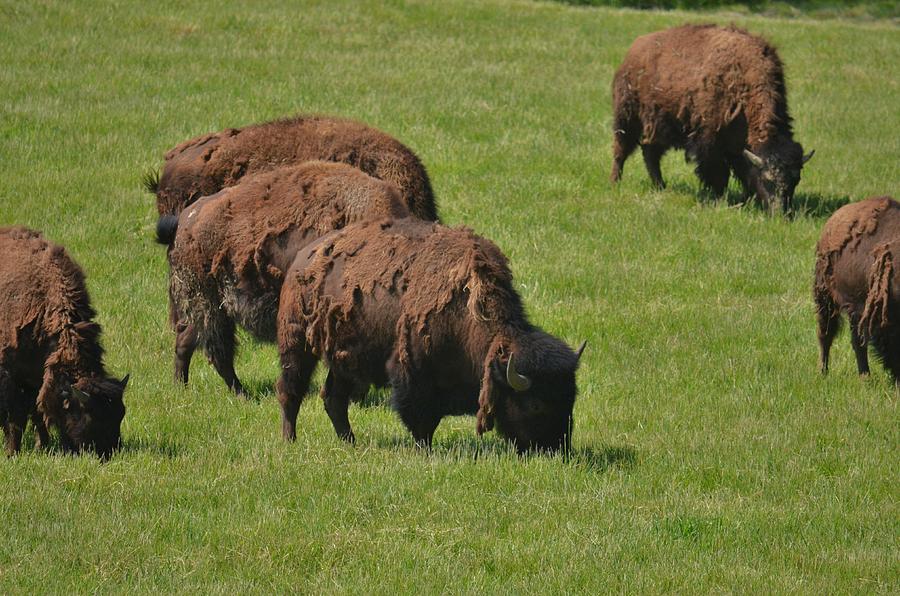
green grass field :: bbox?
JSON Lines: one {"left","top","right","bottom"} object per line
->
{"left": 1, "top": 0, "right": 898, "bottom": 592}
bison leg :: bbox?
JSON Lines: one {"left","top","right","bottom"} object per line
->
{"left": 610, "top": 128, "right": 639, "bottom": 183}
{"left": 849, "top": 317, "right": 871, "bottom": 377}
{"left": 276, "top": 346, "right": 318, "bottom": 442}
{"left": 815, "top": 292, "right": 842, "bottom": 374}
{"left": 641, "top": 144, "right": 666, "bottom": 189}
{"left": 203, "top": 316, "right": 246, "bottom": 396}
{"left": 31, "top": 410, "right": 50, "bottom": 450}
{"left": 695, "top": 158, "right": 730, "bottom": 197}
{"left": 320, "top": 371, "right": 356, "bottom": 443}
{"left": 1, "top": 373, "right": 26, "bottom": 456}
{"left": 391, "top": 375, "right": 441, "bottom": 448}
{"left": 173, "top": 321, "right": 199, "bottom": 386}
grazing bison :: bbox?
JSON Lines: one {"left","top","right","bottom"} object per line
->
{"left": 815, "top": 196, "right": 900, "bottom": 384}
{"left": 610, "top": 24, "right": 814, "bottom": 213}
{"left": 277, "top": 217, "right": 586, "bottom": 452}
{"left": 146, "top": 114, "right": 438, "bottom": 221}
{"left": 0, "top": 227, "right": 128, "bottom": 456}
{"left": 156, "top": 160, "right": 410, "bottom": 395}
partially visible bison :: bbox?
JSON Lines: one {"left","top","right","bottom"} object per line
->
{"left": 277, "top": 217, "right": 586, "bottom": 452}
{"left": 156, "top": 161, "right": 410, "bottom": 395}
{"left": 610, "top": 24, "right": 814, "bottom": 214}
{"left": 0, "top": 227, "right": 128, "bottom": 457}
{"left": 815, "top": 196, "right": 900, "bottom": 384}
{"left": 146, "top": 114, "right": 438, "bottom": 221}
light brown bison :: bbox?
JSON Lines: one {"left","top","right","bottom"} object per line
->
{"left": 815, "top": 196, "right": 900, "bottom": 384}
{"left": 277, "top": 217, "right": 586, "bottom": 452}
{"left": 156, "top": 161, "right": 410, "bottom": 395}
{"left": 610, "top": 24, "right": 814, "bottom": 213}
{"left": 146, "top": 114, "right": 437, "bottom": 221}
{"left": 0, "top": 227, "right": 128, "bottom": 456}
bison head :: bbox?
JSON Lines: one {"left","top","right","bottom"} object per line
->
{"left": 743, "top": 141, "right": 814, "bottom": 215}
{"left": 480, "top": 333, "right": 585, "bottom": 454}
{"left": 60, "top": 375, "right": 128, "bottom": 458}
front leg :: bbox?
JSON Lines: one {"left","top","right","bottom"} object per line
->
{"left": 390, "top": 369, "right": 442, "bottom": 449}
{"left": 849, "top": 316, "right": 870, "bottom": 377}
{"left": 276, "top": 344, "right": 319, "bottom": 441}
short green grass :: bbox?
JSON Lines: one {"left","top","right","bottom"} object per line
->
{"left": 1, "top": 0, "right": 898, "bottom": 592}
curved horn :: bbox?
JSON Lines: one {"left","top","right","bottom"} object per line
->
{"left": 72, "top": 386, "right": 91, "bottom": 405}
{"left": 575, "top": 341, "right": 587, "bottom": 362}
{"left": 802, "top": 149, "right": 815, "bottom": 165}
{"left": 743, "top": 149, "right": 764, "bottom": 168}
{"left": 506, "top": 353, "right": 532, "bottom": 392}
{"left": 120, "top": 374, "right": 130, "bottom": 388}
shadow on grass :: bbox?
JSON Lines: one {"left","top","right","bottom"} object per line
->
{"left": 373, "top": 433, "right": 636, "bottom": 472}
{"left": 120, "top": 436, "right": 184, "bottom": 459}
{"left": 667, "top": 180, "right": 851, "bottom": 220}
{"left": 235, "top": 377, "right": 277, "bottom": 403}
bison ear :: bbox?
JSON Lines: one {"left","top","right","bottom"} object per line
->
{"left": 802, "top": 150, "right": 815, "bottom": 165}
{"left": 743, "top": 149, "right": 764, "bottom": 168}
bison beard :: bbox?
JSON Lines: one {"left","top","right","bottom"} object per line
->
{"left": 146, "top": 114, "right": 438, "bottom": 222}
{"left": 610, "top": 24, "right": 813, "bottom": 214}
{"left": 276, "top": 218, "right": 584, "bottom": 452}
{"left": 815, "top": 196, "right": 900, "bottom": 385}
{"left": 0, "top": 227, "right": 128, "bottom": 457}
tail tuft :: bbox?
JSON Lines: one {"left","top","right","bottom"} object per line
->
{"left": 155, "top": 215, "right": 179, "bottom": 246}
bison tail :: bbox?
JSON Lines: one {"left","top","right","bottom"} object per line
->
{"left": 142, "top": 169, "right": 160, "bottom": 195}
{"left": 156, "top": 215, "right": 179, "bottom": 246}
{"left": 860, "top": 246, "right": 893, "bottom": 340}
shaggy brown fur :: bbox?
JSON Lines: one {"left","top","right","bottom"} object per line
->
{"left": 611, "top": 24, "right": 813, "bottom": 213}
{"left": 814, "top": 196, "right": 900, "bottom": 384}
{"left": 159, "top": 160, "right": 410, "bottom": 394}
{"left": 0, "top": 227, "right": 128, "bottom": 456}
{"left": 147, "top": 114, "right": 438, "bottom": 221}
{"left": 276, "top": 217, "right": 584, "bottom": 452}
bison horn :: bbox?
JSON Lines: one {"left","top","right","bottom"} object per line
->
{"left": 506, "top": 353, "right": 532, "bottom": 392}
{"left": 743, "top": 149, "right": 764, "bottom": 168}
{"left": 120, "top": 374, "right": 130, "bottom": 388}
{"left": 802, "top": 150, "right": 815, "bottom": 165}
{"left": 72, "top": 386, "right": 91, "bottom": 405}
{"left": 575, "top": 341, "right": 587, "bottom": 362}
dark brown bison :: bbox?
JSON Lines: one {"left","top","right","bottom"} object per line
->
{"left": 0, "top": 227, "right": 128, "bottom": 456}
{"left": 610, "top": 24, "right": 814, "bottom": 213}
{"left": 815, "top": 196, "right": 900, "bottom": 384}
{"left": 156, "top": 161, "right": 410, "bottom": 395}
{"left": 276, "top": 217, "right": 586, "bottom": 452}
{"left": 146, "top": 114, "right": 437, "bottom": 221}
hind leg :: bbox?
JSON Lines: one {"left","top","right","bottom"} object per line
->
{"left": 641, "top": 144, "right": 667, "bottom": 189}
{"left": 611, "top": 126, "right": 639, "bottom": 183}
{"left": 815, "top": 292, "right": 842, "bottom": 374}
{"left": 849, "top": 315, "right": 870, "bottom": 377}
{"left": 695, "top": 158, "right": 730, "bottom": 197}
{"left": 173, "top": 321, "right": 199, "bottom": 386}
{"left": 276, "top": 344, "right": 319, "bottom": 441}
{"left": 204, "top": 316, "right": 245, "bottom": 396}
{"left": 321, "top": 371, "right": 356, "bottom": 443}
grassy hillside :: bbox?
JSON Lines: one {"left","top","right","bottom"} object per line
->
{"left": 0, "top": 0, "right": 897, "bottom": 592}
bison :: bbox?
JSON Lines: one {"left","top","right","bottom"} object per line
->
{"left": 156, "top": 160, "right": 410, "bottom": 395}
{"left": 610, "top": 24, "right": 814, "bottom": 214}
{"left": 146, "top": 114, "right": 438, "bottom": 221}
{"left": 276, "top": 217, "right": 586, "bottom": 452}
{"left": 0, "top": 227, "right": 128, "bottom": 457}
{"left": 815, "top": 196, "right": 900, "bottom": 385}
